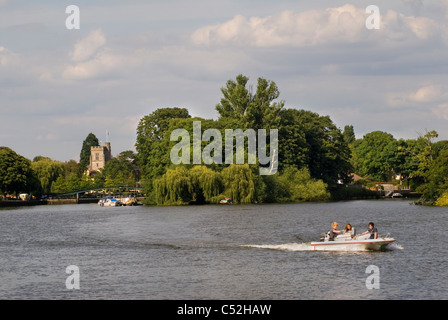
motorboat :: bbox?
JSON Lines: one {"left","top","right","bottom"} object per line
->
{"left": 309, "top": 233, "right": 395, "bottom": 251}
{"left": 98, "top": 196, "right": 122, "bottom": 207}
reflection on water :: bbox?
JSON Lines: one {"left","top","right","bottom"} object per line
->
{"left": 0, "top": 200, "right": 447, "bottom": 299}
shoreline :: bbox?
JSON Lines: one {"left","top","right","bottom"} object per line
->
{"left": 0, "top": 194, "right": 422, "bottom": 208}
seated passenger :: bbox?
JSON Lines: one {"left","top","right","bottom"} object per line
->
{"left": 359, "top": 222, "right": 378, "bottom": 239}
{"left": 328, "top": 222, "right": 343, "bottom": 241}
{"left": 343, "top": 223, "right": 356, "bottom": 237}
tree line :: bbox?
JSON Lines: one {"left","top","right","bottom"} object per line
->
{"left": 2, "top": 74, "right": 448, "bottom": 206}
{"left": 0, "top": 134, "right": 138, "bottom": 198}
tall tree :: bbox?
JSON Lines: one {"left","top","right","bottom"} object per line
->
{"left": 216, "top": 75, "right": 284, "bottom": 130}
{"left": 343, "top": 125, "right": 356, "bottom": 145}
{"left": 79, "top": 133, "right": 99, "bottom": 174}
{"left": 136, "top": 107, "right": 191, "bottom": 194}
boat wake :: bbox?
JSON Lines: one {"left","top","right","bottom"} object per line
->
{"left": 242, "top": 243, "right": 314, "bottom": 251}
{"left": 389, "top": 242, "right": 404, "bottom": 250}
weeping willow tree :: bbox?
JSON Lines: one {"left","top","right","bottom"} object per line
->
{"left": 154, "top": 166, "right": 193, "bottom": 205}
{"left": 154, "top": 164, "right": 257, "bottom": 205}
{"left": 154, "top": 165, "right": 224, "bottom": 205}
{"left": 220, "top": 164, "right": 255, "bottom": 204}
{"left": 188, "top": 166, "right": 223, "bottom": 202}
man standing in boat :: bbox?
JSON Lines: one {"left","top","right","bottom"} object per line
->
{"left": 359, "top": 222, "right": 378, "bottom": 239}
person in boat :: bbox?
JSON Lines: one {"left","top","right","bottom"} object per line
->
{"left": 359, "top": 222, "right": 378, "bottom": 239}
{"left": 328, "top": 222, "right": 343, "bottom": 241}
{"left": 343, "top": 223, "right": 356, "bottom": 237}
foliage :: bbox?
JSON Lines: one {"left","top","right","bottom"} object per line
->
{"left": 343, "top": 125, "right": 356, "bottom": 145}
{"left": 136, "top": 75, "right": 354, "bottom": 205}
{"left": 435, "top": 191, "right": 448, "bottom": 207}
{"left": 277, "top": 167, "right": 330, "bottom": 202}
{"left": 154, "top": 165, "right": 254, "bottom": 205}
{"left": 416, "top": 149, "right": 448, "bottom": 205}
{"left": 31, "top": 157, "right": 64, "bottom": 193}
{"left": 136, "top": 107, "right": 191, "bottom": 196}
{"left": 154, "top": 166, "right": 194, "bottom": 205}
{"left": 352, "top": 131, "right": 397, "bottom": 181}
{"left": 279, "top": 109, "right": 352, "bottom": 184}
{"left": 0, "top": 147, "right": 38, "bottom": 195}
{"left": 102, "top": 150, "right": 139, "bottom": 187}
{"left": 79, "top": 133, "right": 99, "bottom": 174}
{"left": 216, "top": 74, "right": 284, "bottom": 131}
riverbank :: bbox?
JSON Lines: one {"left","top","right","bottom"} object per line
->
{"left": 0, "top": 198, "right": 100, "bottom": 207}
{"left": 0, "top": 199, "right": 48, "bottom": 207}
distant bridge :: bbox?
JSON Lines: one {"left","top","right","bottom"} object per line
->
{"left": 54, "top": 186, "right": 144, "bottom": 198}
{"left": 48, "top": 186, "right": 145, "bottom": 204}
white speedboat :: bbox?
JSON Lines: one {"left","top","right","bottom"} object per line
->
{"left": 309, "top": 233, "right": 395, "bottom": 251}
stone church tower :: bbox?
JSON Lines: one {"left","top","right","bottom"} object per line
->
{"left": 88, "top": 142, "right": 112, "bottom": 174}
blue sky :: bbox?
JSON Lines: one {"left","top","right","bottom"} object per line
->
{"left": 1, "top": 0, "right": 448, "bottom": 161}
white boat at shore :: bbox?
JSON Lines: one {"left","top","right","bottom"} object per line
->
{"left": 98, "top": 196, "right": 122, "bottom": 207}
{"left": 309, "top": 233, "right": 395, "bottom": 251}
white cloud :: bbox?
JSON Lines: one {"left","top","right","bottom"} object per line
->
{"left": 64, "top": 49, "right": 123, "bottom": 80}
{"left": 191, "top": 4, "right": 447, "bottom": 48}
{"left": 71, "top": 29, "right": 106, "bottom": 62}
{"left": 433, "top": 103, "right": 448, "bottom": 120}
{"left": 388, "top": 84, "right": 448, "bottom": 108}
{"left": 410, "top": 85, "right": 444, "bottom": 102}
{"left": 191, "top": 5, "right": 369, "bottom": 47}
{"left": 0, "top": 46, "right": 20, "bottom": 67}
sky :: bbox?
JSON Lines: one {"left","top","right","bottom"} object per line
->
{"left": 1, "top": 0, "right": 448, "bottom": 162}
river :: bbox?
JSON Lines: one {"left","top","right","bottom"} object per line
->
{"left": 0, "top": 200, "right": 447, "bottom": 300}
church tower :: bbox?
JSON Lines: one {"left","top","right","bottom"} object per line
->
{"left": 88, "top": 135, "right": 112, "bottom": 175}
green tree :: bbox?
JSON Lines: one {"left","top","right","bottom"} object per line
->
{"left": 102, "top": 151, "right": 139, "bottom": 188}
{"left": 216, "top": 75, "right": 284, "bottom": 130}
{"left": 136, "top": 108, "right": 191, "bottom": 193}
{"left": 220, "top": 164, "right": 255, "bottom": 204}
{"left": 281, "top": 109, "right": 352, "bottom": 184}
{"left": 343, "top": 125, "right": 356, "bottom": 145}
{"left": 352, "top": 131, "right": 397, "bottom": 181}
{"left": 278, "top": 167, "right": 330, "bottom": 202}
{"left": 154, "top": 166, "right": 193, "bottom": 205}
{"left": 31, "top": 157, "right": 64, "bottom": 193}
{"left": 79, "top": 133, "right": 99, "bottom": 174}
{"left": 66, "top": 173, "right": 82, "bottom": 193}
{"left": 417, "top": 149, "right": 448, "bottom": 205}
{"left": 51, "top": 175, "right": 68, "bottom": 193}
{"left": 0, "top": 147, "right": 38, "bottom": 196}
{"left": 413, "top": 130, "right": 438, "bottom": 182}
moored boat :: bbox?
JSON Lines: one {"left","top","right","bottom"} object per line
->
{"left": 98, "top": 196, "right": 122, "bottom": 207}
{"left": 219, "top": 197, "right": 233, "bottom": 204}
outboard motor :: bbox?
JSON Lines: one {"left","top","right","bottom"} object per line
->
{"left": 320, "top": 232, "right": 331, "bottom": 242}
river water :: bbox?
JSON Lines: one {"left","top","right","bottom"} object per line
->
{"left": 0, "top": 200, "right": 447, "bottom": 300}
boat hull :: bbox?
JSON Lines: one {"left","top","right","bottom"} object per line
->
{"left": 309, "top": 238, "right": 395, "bottom": 251}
